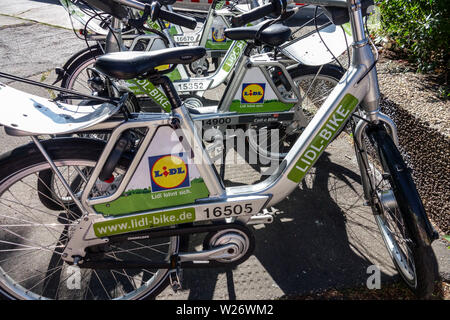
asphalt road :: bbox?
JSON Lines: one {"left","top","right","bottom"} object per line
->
{"left": 0, "top": 0, "right": 448, "bottom": 300}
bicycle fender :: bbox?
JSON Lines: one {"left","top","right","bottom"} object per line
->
{"left": 367, "top": 126, "right": 439, "bottom": 246}
{"left": 54, "top": 45, "right": 103, "bottom": 85}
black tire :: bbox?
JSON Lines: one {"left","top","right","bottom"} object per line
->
{"left": 288, "top": 64, "right": 345, "bottom": 86}
{"left": 61, "top": 46, "right": 104, "bottom": 99}
{"left": 61, "top": 45, "right": 141, "bottom": 114}
{"left": 356, "top": 125, "right": 439, "bottom": 299}
{"left": 50, "top": 46, "right": 141, "bottom": 210}
{"left": 0, "top": 138, "right": 182, "bottom": 300}
{"left": 37, "top": 167, "right": 86, "bottom": 212}
{"left": 283, "top": 64, "right": 345, "bottom": 122}
{"left": 247, "top": 63, "right": 345, "bottom": 161}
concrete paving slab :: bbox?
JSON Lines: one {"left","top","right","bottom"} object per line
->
{"left": 0, "top": 0, "right": 78, "bottom": 29}
{"left": 157, "top": 137, "right": 449, "bottom": 300}
{"left": 17, "top": 3, "right": 78, "bottom": 29}
{"left": 0, "top": 15, "right": 30, "bottom": 28}
{"left": 0, "top": 21, "right": 85, "bottom": 79}
{"left": 0, "top": 0, "right": 45, "bottom": 16}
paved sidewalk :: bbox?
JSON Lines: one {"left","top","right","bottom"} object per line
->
{"left": 0, "top": 0, "right": 81, "bottom": 29}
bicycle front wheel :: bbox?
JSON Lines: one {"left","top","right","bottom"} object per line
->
{"left": 355, "top": 124, "right": 438, "bottom": 298}
{"left": 0, "top": 138, "right": 178, "bottom": 300}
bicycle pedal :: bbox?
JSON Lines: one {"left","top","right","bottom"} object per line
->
{"left": 169, "top": 269, "right": 183, "bottom": 292}
{"left": 73, "top": 256, "right": 82, "bottom": 266}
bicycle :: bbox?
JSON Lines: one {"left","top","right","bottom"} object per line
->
{"left": 59, "top": 0, "right": 247, "bottom": 76}
{"left": 0, "top": 0, "right": 439, "bottom": 300}
{"left": 58, "top": 0, "right": 352, "bottom": 105}
{"left": 58, "top": 0, "right": 359, "bottom": 163}
{"left": 45, "top": 0, "right": 351, "bottom": 214}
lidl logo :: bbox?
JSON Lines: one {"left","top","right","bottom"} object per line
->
{"left": 149, "top": 153, "right": 190, "bottom": 192}
{"left": 241, "top": 83, "right": 265, "bottom": 104}
{"left": 212, "top": 27, "right": 226, "bottom": 42}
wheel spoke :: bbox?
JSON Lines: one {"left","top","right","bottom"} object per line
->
{"left": 356, "top": 128, "right": 420, "bottom": 287}
{"left": 0, "top": 158, "right": 177, "bottom": 299}
{"left": 248, "top": 67, "right": 342, "bottom": 160}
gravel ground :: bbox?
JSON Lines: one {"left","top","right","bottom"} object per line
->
{"left": 375, "top": 52, "right": 450, "bottom": 234}
{"left": 377, "top": 54, "right": 449, "bottom": 137}
{"left": 284, "top": 280, "right": 450, "bottom": 300}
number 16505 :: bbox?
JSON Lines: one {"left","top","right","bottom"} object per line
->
{"left": 204, "top": 204, "right": 252, "bottom": 218}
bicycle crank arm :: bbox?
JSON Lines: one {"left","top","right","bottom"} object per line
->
{"left": 79, "top": 244, "right": 243, "bottom": 270}
{"left": 178, "top": 243, "right": 238, "bottom": 262}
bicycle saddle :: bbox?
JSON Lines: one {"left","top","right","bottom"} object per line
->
{"left": 224, "top": 22, "right": 291, "bottom": 47}
{"left": 94, "top": 46, "right": 206, "bottom": 80}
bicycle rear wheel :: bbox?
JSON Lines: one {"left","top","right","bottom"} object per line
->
{"left": 355, "top": 124, "right": 438, "bottom": 298}
{"left": 61, "top": 46, "right": 140, "bottom": 115}
{"left": 61, "top": 46, "right": 104, "bottom": 104}
{"left": 0, "top": 138, "right": 178, "bottom": 300}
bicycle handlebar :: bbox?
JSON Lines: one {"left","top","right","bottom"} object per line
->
{"left": 81, "top": 0, "right": 129, "bottom": 19}
{"left": 111, "top": 0, "right": 197, "bottom": 30}
{"left": 150, "top": 2, "right": 197, "bottom": 30}
{"left": 231, "top": 0, "right": 288, "bottom": 27}
{"left": 230, "top": 3, "right": 275, "bottom": 27}
{"left": 285, "top": 0, "right": 373, "bottom": 8}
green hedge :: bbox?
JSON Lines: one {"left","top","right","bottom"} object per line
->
{"left": 377, "top": 0, "right": 449, "bottom": 74}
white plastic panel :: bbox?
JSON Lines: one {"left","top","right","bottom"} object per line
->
{"left": 59, "top": 0, "right": 108, "bottom": 35}
{"left": 281, "top": 24, "right": 352, "bottom": 66}
{"left": 0, "top": 83, "right": 119, "bottom": 135}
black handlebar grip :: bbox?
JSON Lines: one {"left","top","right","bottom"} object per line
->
{"left": 361, "top": 0, "right": 375, "bottom": 14}
{"left": 82, "top": 0, "right": 129, "bottom": 20}
{"left": 153, "top": 4, "right": 197, "bottom": 30}
{"left": 362, "top": 0, "right": 375, "bottom": 7}
{"left": 230, "top": 3, "right": 275, "bottom": 27}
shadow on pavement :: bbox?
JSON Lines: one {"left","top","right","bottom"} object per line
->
{"left": 181, "top": 150, "right": 397, "bottom": 299}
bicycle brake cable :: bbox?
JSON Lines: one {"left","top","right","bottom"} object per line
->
{"left": 126, "top": 4, "right": 170, "bottom": 46}
{"left": 0, "top": 71, "right": 117, "bottom": 104}
{"left": 314, "top": 6, "right": 345, "bottom": 71}
{"left": 254, "top": 8, "right": 296, "bottom": 42}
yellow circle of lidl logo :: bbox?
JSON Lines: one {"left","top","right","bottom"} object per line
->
{"left": 212, "top": 28, "right": 226, "bottom": 42}
{"left": 149, "top": 154, "right": 190, "bottom": 192}
{"left": 241, "top": 83, "right": 265, "bottom": 104}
